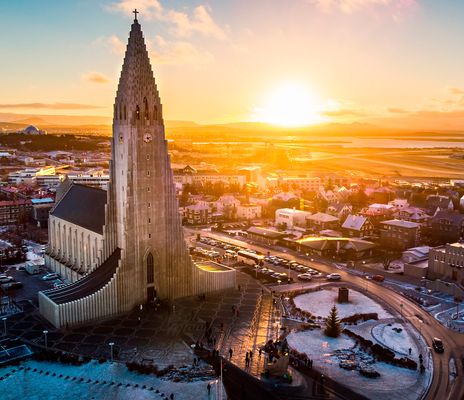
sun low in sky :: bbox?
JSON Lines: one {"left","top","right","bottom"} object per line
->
{"left": 251, "top": 83, "right": 327, "bottom": 127}
{"left": 1, "top": 1, "right": 464, "bottom": 130}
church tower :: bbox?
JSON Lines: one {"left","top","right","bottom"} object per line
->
{"left": 39, "top": 13, "right": 235, "bottom": 328}
{"left": 110, "top": 14, "right": 194, "bottom": 302}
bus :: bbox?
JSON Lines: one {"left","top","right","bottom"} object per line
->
{"left": 237, "top": 250, "right": 264, "bottom": 266}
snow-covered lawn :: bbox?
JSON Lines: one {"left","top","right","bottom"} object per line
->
{"left": 371, "top": 323, "right": 418, "bottom": 357}
{"left": 287, "top": 328, "right": 428, "bottom": 400}
{"left": 0, "top": 360, "right": 221, "bottom": 400}
{"left": 293, "top": 288, "right": 392, "bottom": 319}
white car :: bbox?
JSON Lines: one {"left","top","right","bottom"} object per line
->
{"left": 327, "top": 273, "right": 342, "bottom": 281}
{"left": 0, "top": 275, "right": 14, "bottom": 283}
{"left": 41, "top": 273, "right": 60, "bottom": 281}
{"left": 297, "top": 273, "right": 312, "bottom": 281}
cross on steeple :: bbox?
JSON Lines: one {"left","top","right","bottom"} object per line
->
{"left": 133, "top": 9, "right": 139, "bottom": 21}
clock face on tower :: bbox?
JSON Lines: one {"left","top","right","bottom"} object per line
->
{"left": 143, "top": 133, "right": 153, "bottom": 143}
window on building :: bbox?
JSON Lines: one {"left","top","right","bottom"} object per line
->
{"left": 147, "top": 253, "right": 154, "bottom": 284}
{"left": 153, "top": 105, "right": 158, "bottom": 121}
{"left": 144, "top": 97, "right": 149, "bottom": 120}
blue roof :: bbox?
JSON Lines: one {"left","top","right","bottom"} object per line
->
{"left": 31, "top": 198, "right": 54, "bottom": 204}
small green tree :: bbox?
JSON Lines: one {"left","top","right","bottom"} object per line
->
{"left": 324, "top": 305, "right": 341, "bottom": 338}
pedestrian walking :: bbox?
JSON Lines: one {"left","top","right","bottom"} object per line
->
{"left": 229, "top": 348, "right": 233, "bottom": 359}
{"left": 169, "top": 394, "right": 174, "bottom": 400}
{"left": 207, "top": 383, "right": 211, "bottom": 396}
{"left": 249, "top": 350, "right": 253, "bottom": 361}
{"left": 258, "top": 348, "right": 262, "bottom": 357}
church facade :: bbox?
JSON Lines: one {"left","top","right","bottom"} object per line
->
{"left": 39, "top": 16, "right": 236, "bottom": 329}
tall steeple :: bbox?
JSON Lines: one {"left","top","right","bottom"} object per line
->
{"left": 114, "top": 13, "right": 163, "bottom": 129}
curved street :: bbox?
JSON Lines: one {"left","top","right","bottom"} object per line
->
{"left": 186, "top": 228, "right": 464, "bottom": 400}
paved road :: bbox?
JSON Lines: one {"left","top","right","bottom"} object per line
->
{"left": 185, "top": 228, "right": 464, "bottom": 400}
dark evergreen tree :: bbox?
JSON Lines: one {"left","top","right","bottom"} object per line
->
{"left": 324, "top": 305, "right": 341, "bottom": 338}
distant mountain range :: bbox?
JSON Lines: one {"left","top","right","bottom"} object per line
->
{"left": 0, "top": 112, "right": 461, "bottom": 137}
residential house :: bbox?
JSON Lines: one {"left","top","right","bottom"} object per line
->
{"left": 429, "top": 210, "right": 464, "bottom": 244}
{"left": 342, "top": 215, "right": 375, "bottom": 238}
{"left": 426, "top": 194, "right": 453, "bottom": 215}
{"left": 379, "top": 219, "right": 420, "bottom": 251}
{"left": 236, "top": 204, "right": 262, "bottom": 220}
{"left": 394, "top": 206, "right": 430, "bottom": 225}
{"left": 326, "top": 203, "right": 353, "bottom": 221}
{"left": 402, "top": 246, "right": 431, "bottom": 263}
{"left": 306, "top": 212, "right": 339, "bottom": 231}
{"left": 184, "top": 204, "right": 211, "bottom": 225}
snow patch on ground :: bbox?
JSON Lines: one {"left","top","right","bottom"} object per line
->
{"left": 371, "top": 323, "right": 418, "bottom": 357}
{"left": 287, "top": 329, "right": 426, "bottom": 400}
{"left": 293, "top": 288, "right": 392, "bottom": 319}
{"left": 0, "top": 360, "right": 221, "bottom": 400}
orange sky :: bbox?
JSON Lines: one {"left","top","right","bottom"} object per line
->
{"left": 1, "top": 1, "right": 464, "bottom": 130}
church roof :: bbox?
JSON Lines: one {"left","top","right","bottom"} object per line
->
{"left": 51, "top": 184, "right": 106, "bottom": 234}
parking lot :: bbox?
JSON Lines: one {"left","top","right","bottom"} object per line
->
{"left": 192, "top": 235, "right": 342, "bottom": 286}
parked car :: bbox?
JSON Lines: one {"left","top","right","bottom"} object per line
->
{"left": 2, "top": 281, "right": 23, "bottom": 290}
{"left": 372, "top": 275, "right": 385, "bottom": 282}
{"left": 432, "top": 337, "right": 444, "bottom": 353}
{"left": 327, "top": 273, "right": 342, "bottom": 281}
{"left": 0, "top": 275, "right": 14, "bottom": 283}
{"left": 41, "top": 273, "right": 60, "bottom": 281}
{"left": 297, "top": 273, "right": 312, "bottom": 281}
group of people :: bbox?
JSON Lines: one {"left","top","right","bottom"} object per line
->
{"left": 289, "top": 348, "right": 313, "bottom": 369}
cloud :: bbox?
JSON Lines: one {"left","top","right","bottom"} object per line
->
{"left": 82, "top": 72, "right": 111, "bottom": 84}
{"left": 448, "top": 87, "right": 464, "bottom": 95}
{"left": 414, "top": 109, "right": 464, "bottom": 118}
{"left": 107, "top": 0, "right": 226, "bottom": 40}
{"left": 94, "top": 35, "right": 126, "bottom": 55}
{"left": 322, "top": 108, "right": 364, "bottom": 117}
{"left": 309, "top": 0, "right": 418, "bottom": 18}
{"left": 0, "top": 103, "right": 102, "bottom": 110}
{"left": 388, "top": 107, "right": 409, "bottom": 114}
{"left": 149, "top": 35, "right": 214, "bottom": 65}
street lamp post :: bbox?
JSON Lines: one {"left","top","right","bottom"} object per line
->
{"left": 400, "top": 303, "right": 404, "bottom": 319}
{"left": 109, "top": 342, "right": 115, "bottom": 362}
{"left": 43, "top": 330, "right": 48, "bottom": 349}
{"left": 2, "top": 317, "right": 6, "bottom": 336}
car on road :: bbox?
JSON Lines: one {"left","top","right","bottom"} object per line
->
{"left": 0, "top": 275, "right": 14, "bottom": 283}
{"left": 327, "top": 273, "right": 342, "bottom": 281}
{"left": 372, "top": 275, "right": 385, "bottom": 282}
{"left": 297, "top": 273, "right": 312, "bottom": 281}
{"left": 432, "top": 337, "right": 444, "bottom": 353}
{"left": 41, "top": 273, "right": 60, "bottom": 281}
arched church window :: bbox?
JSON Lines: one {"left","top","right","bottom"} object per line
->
{"left": 135, "top": 105, "right": 140, "bottom": 120}
{"left": 147, "top": 253, "right": 154, "bottom": 284}
{"left": 114, "top": 104, "right": 118, "bottom": 119}
{"left": 123, "top": 105, "right": 127, "bottom": 120}
{"left": 119, "top": 104, "right": 123, "bottom": 120}
{"left": 143, "top": 97, "right": 149, "bottom": 120}
{"left": 153, "top": 105, "right": 158, "bottom": 121}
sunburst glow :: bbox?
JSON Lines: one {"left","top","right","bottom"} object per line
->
{"left": 252, "top": 83, "right": 326, "bottom": 127}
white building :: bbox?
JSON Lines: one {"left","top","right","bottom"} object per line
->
{"left": 236, "top": 204, "right": 262, "bottom": 220}
{"left": 389, "top": 198, "right": 409, "bottom": 209}
{"left": 275, "top": 208, "right": 311, "bottom": 229}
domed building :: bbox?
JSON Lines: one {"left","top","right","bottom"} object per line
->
{"left": 22, "top": 125, "right": 45, "bottom": 135}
